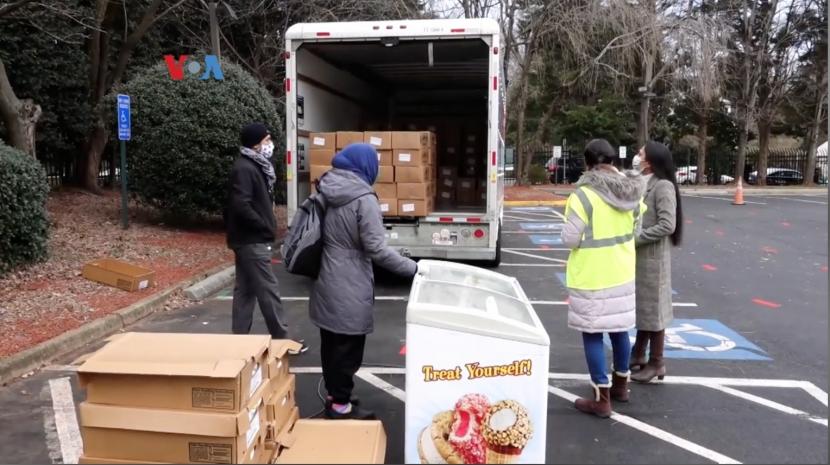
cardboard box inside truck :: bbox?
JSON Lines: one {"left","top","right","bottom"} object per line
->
{"left": 377, "top": 165, "right": 394, "bottom": 183}
{"left": 275, "top": 420, "right": 386, "bottom": 464}
{"left": 396, "top": 166, "right": 431, "bottom": 183}
{"left": 374, "top": 183, "right": 397, "bottom": 199}
{"left": 308, "top": 149, "right": 335, "bottom": 166}
{"left": 377, "top": 150, "right": 393, "bottom": 166}
{"left": 391, "top": 131, "right": 432, "bottom": 149}
{"left": 397, "top": 183, "right": 432, "bottom": 200}
{"left": 309, "top": 132, "right": 336, "bottom": 150}
{"left": 335, "top": 131, "right": 364, "bottom": 149}
{"left": 82, "top": 258, "right": 155, "bottom": 292}
{"left": 378, "top": 199, "right": 398, "bottom": 216}
{"left": 310, "top": 165, "right": 330, "bottom": 191}
{"left": 399, "top": 199, "right": 432, "bottom": 217}
{"left": 78, "top": 333, "right": 270, "bottom": 412}
{"left": 364, "top": 131, "right": 392, "bottom": 150}
{"left": 393, "top": 149, "right": 430, "bottom": 167}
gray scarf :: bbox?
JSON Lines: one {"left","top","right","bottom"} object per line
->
{"left": 240, "top": 146, "right": 276, "bottom": 191}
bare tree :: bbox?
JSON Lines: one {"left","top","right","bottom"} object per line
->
{"left": 80, "top": 0, "right": 186, "bottom": 192}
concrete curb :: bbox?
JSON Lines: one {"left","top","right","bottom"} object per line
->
{"left": 0, "top": 261, "right": 231, "bottom": 385}
{"left": 184, "top": 266, "right": 235, "bottom": 301}
{"left": 504, "top": 200, "right": 567, "bottom": 207}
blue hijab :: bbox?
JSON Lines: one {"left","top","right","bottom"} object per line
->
{"left": 332, "top": 143, "right": 379, "bottom": 186}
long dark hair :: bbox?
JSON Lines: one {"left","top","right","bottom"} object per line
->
{"left": 643, "top": 141, "right": 683, "bottom": 246}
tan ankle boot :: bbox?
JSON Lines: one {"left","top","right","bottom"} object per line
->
{"left": 632, "top": 330, "right": 667, "bottom": 383}
{"left": 574, "top": 382, "right": 612, "bottom": 418}
{"left": 610, "top": 371, "right": 630, "bottom": 402}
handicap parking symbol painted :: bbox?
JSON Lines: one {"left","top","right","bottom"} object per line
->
{"left": 530, "top": 235, "right": 563, "bottom": 245}
{"left": 606, "top": 319, "right": 771, "bottom": 360}
{"left": 521, "top": 223, "right": 563, "bottom": 231}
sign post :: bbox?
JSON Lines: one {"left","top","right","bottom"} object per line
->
{"left": 117, "top": 94, "right": 131, "bottom": 230}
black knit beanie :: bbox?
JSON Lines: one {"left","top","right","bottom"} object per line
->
{"left": 240, "top": 123, "right": 270, "bottom": 148}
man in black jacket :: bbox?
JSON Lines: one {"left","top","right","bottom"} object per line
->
{"left": 226, "top": 123, "right": 304, "bottom": 352}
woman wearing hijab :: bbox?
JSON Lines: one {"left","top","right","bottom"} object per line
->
{"left": 629, "top": 141, "right": 683, "bottom": 383}
{"left": 310, "top": 143, "right": 418, "bottom": 420}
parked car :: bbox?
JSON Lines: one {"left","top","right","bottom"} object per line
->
{"left": 747, "top": 168, "right": 804, "bottom": 185}
{"left": 676, "top": 166, "right": 734, "bottom": 185}
{"left": 547, "top": 156, "right": 585, "bottom": 184}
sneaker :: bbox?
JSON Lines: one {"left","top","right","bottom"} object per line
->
{"left": 324, "top": 403, "right": 376, "bottom": 420}
{"left": 287, "top": 339, "right": 308, "bottom": 355}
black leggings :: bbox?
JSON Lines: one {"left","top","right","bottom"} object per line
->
{"left": 320, "top": 328, "right": 366, "bottom": 404}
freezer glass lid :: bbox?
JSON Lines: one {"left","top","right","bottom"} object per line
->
{"left": 415, "top": 281, "right": 534, "bottom": 326}
{"left": 418, "top": 264, "right": 519, "bottom": 298}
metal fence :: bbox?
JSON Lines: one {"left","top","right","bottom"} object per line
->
{"left": 505, "top": 145, "right": 586, "bottom": 185}
{"left": 39, "top": 149, "right": 121, "bottom": 189}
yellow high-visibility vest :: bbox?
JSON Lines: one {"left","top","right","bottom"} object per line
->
{"left": 565, "top": 186, "right": 645, "bottom": 290}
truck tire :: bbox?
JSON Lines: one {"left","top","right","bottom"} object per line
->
{"left": 483, "top": 222, "right": 502, "bottom": 268}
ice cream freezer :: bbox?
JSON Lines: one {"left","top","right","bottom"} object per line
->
{"left": 404, "top": 260, "right": 550, "bottom": 464}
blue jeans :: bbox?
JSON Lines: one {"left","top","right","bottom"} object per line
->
{"left": 582, "top": 332, "right": 631, "bottom": 385}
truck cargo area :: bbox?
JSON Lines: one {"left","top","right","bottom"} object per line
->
{"left": 295, "top": 38, "right": 491, "bottom": 216}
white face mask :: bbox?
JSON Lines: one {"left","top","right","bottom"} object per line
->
{"left": 260, "top": 141, "right": 275, "bottom": 159}
{"left": 632, "top": 154, "right": 643, "bottom": 172}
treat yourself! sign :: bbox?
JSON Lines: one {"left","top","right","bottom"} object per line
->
{"left": 405, "top": 325, "right": 549, "bottom": 464}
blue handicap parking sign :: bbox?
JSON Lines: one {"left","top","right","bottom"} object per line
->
{"left": 117, "top": 94, "right": 131, "bottom": 141}
{"left": 520, "top": 223, "right": 563, "bottom": 231}
{"left": 605, "top": 319, "right": 771, "bottom": 360}
{"left": 530, "top": 235, "right": 562, "bottom": 245}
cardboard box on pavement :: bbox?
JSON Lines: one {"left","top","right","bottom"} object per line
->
{"left": 79, "top": 395, "right": 267, "bottom": 464}
{"left": 82, "top": 258, "right": 155, "bottom": 292}
{"left": 265, "top": 375, "right": 296, "bottom": 432}
{"left": 275, "top": 420, "right": 386, "bottom": 464}
{"left": 78, "top": 333, "right": 270, "bottom": 412}
{"left": 267, "top": 340, "right": 302, "bottom": 384}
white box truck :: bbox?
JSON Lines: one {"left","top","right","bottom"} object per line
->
{"left": 284, "top": 18, "right": 505, "bottom": 265}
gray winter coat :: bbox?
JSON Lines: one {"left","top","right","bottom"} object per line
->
{"left": 635, "top": 175, "right": 676, "bottom": 331}
{"left": 310, "top": 169, "right": 417, "bottom": 335}
{"left": 561, "top": 167, "right": 647, "bottom": 333}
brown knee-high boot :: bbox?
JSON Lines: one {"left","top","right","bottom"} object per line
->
{"left": 632, "top": 330, "right": 666, "bottom": 383}
{"left": 629, "top": 330, "right": 649, "bottom": 371}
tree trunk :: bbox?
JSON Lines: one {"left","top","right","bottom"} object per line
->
{"left": 515, "top": 74, "right": 532, "bottom": 183}
{"left": 696, "top": 110, "right": 708, "bottom": 185}
{"left": 756, "top": 118, "right": 771, "bottom": 186}
{"left": 0, "top": 57, "right": 41, "bottom": 156}
{"left": 83, "top": 125, "right": 108, "bottom": 192}
{"left": 637, "top": 96, "right": 650, "bottom": 148}
{"left": 735, "top": 108, "right": 750, "bottom": 183}
{"left": 804, "top": 91, "right": 826, "bottom": 186}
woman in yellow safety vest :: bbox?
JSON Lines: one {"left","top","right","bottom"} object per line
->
{"left": 561, "top": 139, "right": 647, "bottom": 418}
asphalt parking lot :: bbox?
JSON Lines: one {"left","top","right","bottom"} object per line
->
{"left": 0, "top": 192, "right": 827, "bottom": 464}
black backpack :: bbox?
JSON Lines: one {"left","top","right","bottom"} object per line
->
{"left": 282, "top": 175, "right": 374, "bottom": 278}
{"left": 282, "top": 189, "right": 328, "bottom": 278}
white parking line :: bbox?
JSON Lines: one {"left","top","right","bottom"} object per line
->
{"left": 48, "top": 377, "right": 82, "bottom": 465}
{"left": 503, "top": 249, "right": 568, "bottom": 263}
{"left": 685, "top": 194, "right": 767, "bottom": 205}
{"left": 504, "top": 247, "right": 571, "bottom": 252}
{"left": 703, "top": 384, "right": 827, "bottom": 427}
{"left": 547, "top": 385, "right": 742, "bottom": 464}
{"left": 355, "top": 371, "right": 406, "bottom": 402}
{"left": 757, "top": 196, "right": 828, "bottom": 205}
{"left": 500, "top": 263, "right": 566, "bottom": 267}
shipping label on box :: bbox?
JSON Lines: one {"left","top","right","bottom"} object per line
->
{"left": 309, "top": 133, "right": 336, "bottom": 150}
{"left": 378, "top": 199, "right": 398, "bottom": 216}
{"left": 336, "top": 131, "right": 364, "bottom": 149}
{"left": 405, "top": 325, "right": 549, "bottom": 464}
{"left": 364, "top": 131, "right": 392, "bottom": 150}
{"left": 378, "top": 165, "right": 395, "bottom": 184}
{"left": 398, "top": 200, "right": 431, "bottom": 217}
{"left": 374, "top": 183, "right": 397, "bottom": 199}
{"left": 393, "top": 149, "right": 429, "bottom": 167}
{"left": 308, "top": 149, "right": 335, "bottom": 166}
{"left": 377, "top": 150, "right": 393, "bottom": 166}
{"left": 397, "top": 183, "right": 431, "bottom": 200}
{"left": 396, "top": 166, "right": 431, "bottom": 183}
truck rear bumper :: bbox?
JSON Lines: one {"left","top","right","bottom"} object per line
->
{"left": 393, "top": 246, "right": 496, "bottom": 261}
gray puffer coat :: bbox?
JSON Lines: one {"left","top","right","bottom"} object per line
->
{"left": 310, "top": 169, "right": 417, "bottom": 335}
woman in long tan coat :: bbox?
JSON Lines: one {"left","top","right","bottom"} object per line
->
{"left": 629, "top": 141, "right": 683, "bottom": 383}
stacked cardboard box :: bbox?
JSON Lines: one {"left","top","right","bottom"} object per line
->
{"left": 76, "top": 333, "right": 386, "bottom": 464}
{"left": 393, "top": 131, "right": 436, "bottom": 217}
{"left": 76, "top": 333, "right": 290, "bottom": 464}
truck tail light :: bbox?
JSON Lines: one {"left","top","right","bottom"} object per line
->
{"left": 494, "top": 47, "right": 499, "bottom": 54}
{"left": 285, "top": 78, "right": 290, "bottom": 92}
{"left": 450, "top": 28, "right": 465, "bottom": 33}
{"left": 474, "top": 229, "right": 485, "bottom": 238}
{"left": 286, "top": 150, "right": 292, "bottom": 165}
{"left": 316, "top": 32, "right": 330, "bottom": 37}
{"left": 493, "top": 76, "right": 498, "bottom": 90}
{"left": 491, "top": 151, "right": 496, "bottom": 166}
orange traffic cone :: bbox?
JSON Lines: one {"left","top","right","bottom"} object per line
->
{"left": 732, "top": 177, "right": 745, "bottom": 205}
